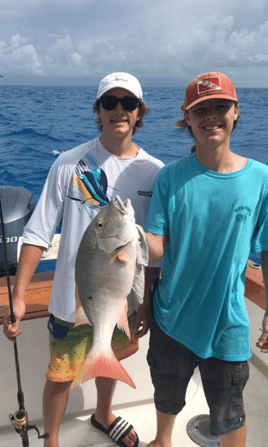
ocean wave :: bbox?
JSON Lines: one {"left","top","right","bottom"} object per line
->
{"left": 51, "top": 150, "right": 65, "bottom": 156}
{"left": 0, "top": 170, "right": 19, "bottom": 185}
{"left": 2, "top": 128, "right": 62, "bottom": 141}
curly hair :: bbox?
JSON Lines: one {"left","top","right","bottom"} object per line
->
{"left": 92, "top": 99, "right": 150, "bottom": 135}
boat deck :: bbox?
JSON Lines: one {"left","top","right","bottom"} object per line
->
{"left": 0, "top": 361, "right": 267, "bottom": 447}
{"left": 0, "top": 261, "right": 267, "bottom": 446}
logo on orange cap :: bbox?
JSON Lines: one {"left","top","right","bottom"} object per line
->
{"left": 183, "top": 72, "right": 238, "bottom": 110}
{"left": 197, "top": 78, "right": 221, "bottom": 94}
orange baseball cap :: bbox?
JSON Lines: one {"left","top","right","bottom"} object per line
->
{"left": 183, "top": 72, "right": 238, "bottom": 110}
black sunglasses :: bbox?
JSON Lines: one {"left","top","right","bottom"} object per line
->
{"left": 100, "top": 95, "right": 140, "bottom": 112}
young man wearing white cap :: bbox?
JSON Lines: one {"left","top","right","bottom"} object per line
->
{"left": 144, "top": 72, "right": 268, "bottom": 447}
{"left": 3, "top": 72, "right": 163, "bottom": 447}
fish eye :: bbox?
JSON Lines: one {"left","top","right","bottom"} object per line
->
{"left": 96, "top": 221, "right": 103, "bottom": 229}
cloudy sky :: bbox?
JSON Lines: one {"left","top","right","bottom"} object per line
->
{"left": 1, "top": 0, "right": 268, "bottom": 87}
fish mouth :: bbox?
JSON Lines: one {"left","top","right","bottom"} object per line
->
{"left": 113, "top": 242, "right": 129, "bottom": 253}
{"left": 113, "top": 196, "right": 130, "bottom": 215}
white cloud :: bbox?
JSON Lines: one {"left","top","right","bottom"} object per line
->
{"left": 227, "top": 22, "right": 268, "bottom": 64}
{"left": 0, "top": 0, "right": 268, "bottom": 85}
{"left": 51, "top": 35, "right": 73, "bottom": 53}
{"left": 0, "top": 35, "right": 43, "bottom": 75}
{"left": 10, "top": 44, "right": 43, "bottom": 75}
{"left": 70, "top": 52, "right": 83, "bottom": 64}
{"left": 0, "top": 7, "right": 21, "bottom": 18}
{"left": 9, "top": 34, "right": 29, "bottom": 50}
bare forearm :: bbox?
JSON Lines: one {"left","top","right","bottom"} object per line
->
{"left": 145, "top": 232, "right": 168, "bottom": 263}
{"left": 134, "top": 266, "right": 161, "bottom": 338}
{"left": 144, "top": 266, "right": 161, "bottom": 305}
{"left": 256, "top": 252, "right": 268, "bottom": 353}
{"left": 12, "top": 243, "right": 46, "bottom": 300}
{"left": 3, "top": 243, "right": 46, "bottom": 341}
{"left": 261, "top": 251, "right": 268, "bottom": 317}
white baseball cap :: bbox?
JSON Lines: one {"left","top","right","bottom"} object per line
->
{"left": 96, "top": 72, "right": 143, "bottom": 100}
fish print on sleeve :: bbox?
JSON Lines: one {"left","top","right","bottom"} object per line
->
{"left": 67, "top": 153, "right": 110, "bottom": 210}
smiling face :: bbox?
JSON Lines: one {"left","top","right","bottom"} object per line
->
{"left": 98, "top": 87, "right": 141, "bottom": 140}
{"left": 184, "top": 98, "right": 239, "bottom": 150}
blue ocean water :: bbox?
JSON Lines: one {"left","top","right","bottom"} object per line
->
{"left": 1, "top": 85, "right": 268, "bottom": 270}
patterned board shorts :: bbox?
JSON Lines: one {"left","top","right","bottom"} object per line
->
{"left": 46, "top": 313, "right": 139, "bottom": 382}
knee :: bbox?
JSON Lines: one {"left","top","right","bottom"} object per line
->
{"left": 44, "top": 379, "right": 72, "bottom": 394}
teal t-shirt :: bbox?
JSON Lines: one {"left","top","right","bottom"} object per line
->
{"left": 145, "top": 154, "right": 268, "bottom": 361}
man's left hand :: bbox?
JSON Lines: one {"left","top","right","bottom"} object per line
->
{"left": 133, "top": 303, "right": 151, "bottom": 339}
{"left": 256, "top": 315, "right": 268, "bottom": 353}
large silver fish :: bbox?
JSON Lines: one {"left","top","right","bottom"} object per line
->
{"left": 72, "top": 196, "right": 148, "bottom": 389}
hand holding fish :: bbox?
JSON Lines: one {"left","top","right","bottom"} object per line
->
{"left": 133, "top": 301, "right": 151, "bottom": 339}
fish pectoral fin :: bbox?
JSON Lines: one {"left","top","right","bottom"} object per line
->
{"left": 71, "top": 349, "right": 135, "bottom": 389}
{"left": 116, "top": 301, "right": 131, "bottom": 339}
{"left": 130, "top": 226, "right": 149, "bottom": 306}
{"left": 136, "top": 225, "right": 149, "bottom": 266}
{"left": 74, "top": 285, "right": 91, "bottom": 326}
{"left": 132, "top": 263, "right": 145, "bottom": 305}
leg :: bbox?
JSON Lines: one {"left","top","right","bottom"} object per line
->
{"left": 200, "top": 359, "right": 249, "bottom": 447}
{"left": 44, "top": 318, "right": 94, "bottom": 446}
{"left": 220, "top": 423, "right": 247, "bottom": 447}
{"left": 146, "top": 409, "right": 177, "bottom": 447}
{"left": 94, "top": 376, "right": 116, "bottom": 424}
{"left": 94, "top": 377, "right": 138, "bottom": 447}
{"left": 146, "top": 320, "right": 197, "bottom": 447}
{"left": 43, "top": 379, "right": 72, "bottom": 447}
{"left": 92, "top": 313, "right": 140, "bottom": 446}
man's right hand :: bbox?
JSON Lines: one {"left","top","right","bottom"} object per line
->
{"left": 2, "top": 243, "right": 46, "bottom": 342}
{"left": 3, "top": 299, "right": 26, "bottom": 342}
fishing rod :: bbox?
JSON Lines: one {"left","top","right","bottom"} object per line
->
{"left": 0, "top": 198, "right": 49, "bottom": 446}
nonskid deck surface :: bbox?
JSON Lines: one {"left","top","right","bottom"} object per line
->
{"left": 1, "top": 362, "right": 267, "bottom": 447}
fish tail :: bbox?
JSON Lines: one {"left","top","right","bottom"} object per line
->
{"left": 71, "top": 349, "right": 135, "bottom": 389}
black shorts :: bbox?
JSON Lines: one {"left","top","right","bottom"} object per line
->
{"left": 147, "top": 319, "right": 249, "bottom": 436}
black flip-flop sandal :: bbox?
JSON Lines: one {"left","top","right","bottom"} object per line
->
{"left": 91, "top": 413, "right": 139, "bottom": 447}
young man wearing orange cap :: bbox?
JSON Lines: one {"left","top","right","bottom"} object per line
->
{"left": 3, "top": 72, "right": 163, "bottom": 447}
{"left": 144, "top": 72, "right": 268, "bottom": 447}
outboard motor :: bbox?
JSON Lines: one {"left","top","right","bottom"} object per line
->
{"left": 0, "top": 186, "right": 34, "bottom": 276}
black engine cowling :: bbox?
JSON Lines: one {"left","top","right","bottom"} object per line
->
{"left": 0, "top": 186, "right": 34, "bottom": 276}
